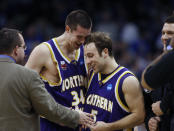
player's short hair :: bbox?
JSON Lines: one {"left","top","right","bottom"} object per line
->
{"left": 84, "top": 32, "right": 113, "bottom": 57}
{"left": 0, "top": 28, "right": 22, "bottom": 54}
{"left": 165, "top": 12, "right": 174, "bottom": 23}
{"left": 65, "top": 10, "right": 92, "bottom": 31}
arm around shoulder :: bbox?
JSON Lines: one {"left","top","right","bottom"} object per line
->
{"left": 141, "top": 50, "right": 174, "bottom": 90}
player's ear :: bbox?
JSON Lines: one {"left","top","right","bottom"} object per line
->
{"left": 65, "top": 25, "right": 70, "bottom": 33}
{"left": 102, "top": 48, "right": 109, "bottom": 58}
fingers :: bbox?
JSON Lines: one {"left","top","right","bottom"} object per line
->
{"left": 152, "top": 108, "right": 162, "bottom": 116}
{"left": 148, "top": 117, "right": 159, "bottom": 131}
{"left": 154, "top": 116, "right": 160, "bottom": 122}
{"left": 85, "top": 122, "right": 96, "bottom": 130}
{"left": 152, "top": 105, "right": 158, "bottom": 116}
{"left": 85, "top": 117, "right": 94, "bottom": 125}
{"left": 79, "top": 112, "right": 96, "bottom": 130}
{"left": 84, "top": 112, "right": 94, "bottom": 119}
{"left": 80, "top": 121, "right": 96, "bottom": 131}
{"left": 79, "top": 112, "right": 95, "bottom": 125}
{"left": 83, "top": 112, "right": 95, "bottom": 124}
{"left": 152, "top": 101, "right": 163, "bottom": 116}
{"left": 81, "top": 124, "right": 88, "bottom": 129}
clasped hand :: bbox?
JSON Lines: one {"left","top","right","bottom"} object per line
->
{"left": 152, "top": 101, "right": 163, "bottom": 116}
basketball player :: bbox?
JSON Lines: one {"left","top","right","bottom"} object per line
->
{"left": 83, "top": 32, "right": 145, "bottom": 131}
{"left": 25, "top": 10, "right": 92, "bottom": 131}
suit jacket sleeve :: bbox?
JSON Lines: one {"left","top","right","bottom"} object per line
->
{"left": 160, "top": 85, "right": 174, "bottom": 113}
{"left": 27, "top": 71, "right": 79, "bottom": 128}
{"left": 144, "top": 50, "right": 174, "bottom": 88}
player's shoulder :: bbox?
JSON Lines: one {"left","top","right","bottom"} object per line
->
{"left": 35, "top": 42, "right": 50, "bottom": 52}
{"left": 122, "top": 72, "right": 140, "bottom": 91}
{"left": 31, "top": 42, "right": 51, "bottom": 57}
{"left": 123, "top": 75, "right": 139, "bottom": 85}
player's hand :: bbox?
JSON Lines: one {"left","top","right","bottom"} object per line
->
{"left": 78, "top": 110, "right": 95, "bottom": 127}
{"left": 148, "top": 117, "right": 160, "bottom": 131}
{"left": 152, "top": 101, "right": 163, "bottom": 116}
{"left": 88, "top": 121, "right": 110, "bottom": 131}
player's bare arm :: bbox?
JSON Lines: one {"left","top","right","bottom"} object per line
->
{"left": 25, "top": 44, "right": 60, "bottom": 83}
{"left": 109, "top": 76, "right": 145, "bottom": 130}
{"left": 25, "top": 44, "right": 49, "bottom": 73}
{"left": 121, "top": 76, "right": 145, "bottom": 126}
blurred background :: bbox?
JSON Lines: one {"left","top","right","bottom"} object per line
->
{"left": 0, "top": 0, "right": 174, "bottom": 79}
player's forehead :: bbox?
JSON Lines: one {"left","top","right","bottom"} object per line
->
{"left": 162, "top": 23, "right": 174, "bottom": 32}
{"left": 72, "top": 25, "right": 91, "bottom": 36}
{"left": 85, "top": 42, "right": 98, "bottom": 55}
{"left": 85, "top": 42, "right": 96, "bottom": 50}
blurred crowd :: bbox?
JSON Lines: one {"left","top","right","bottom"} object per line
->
{"left": 0, "top": 0, "right": 174, "bottom": 79}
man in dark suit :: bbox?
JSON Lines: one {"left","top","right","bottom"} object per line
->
{"left": 0, "top": 28, "right": 93, "bottom": 131}
{"left": 141, "top": 14, "right": 174, "bottom": 131}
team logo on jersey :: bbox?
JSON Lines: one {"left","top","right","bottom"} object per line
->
{"left": 80, "top": 60, "right": 84, "bottom": 65}
{"left": 107, "top": 84, "right": 112, "bottom": 90}
{"left": 60, "top": 61, "right": 67, "bottom": 70}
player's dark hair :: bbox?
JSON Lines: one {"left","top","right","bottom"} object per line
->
{"left": 65, "top": 10, "right": 92, "bottom": 31}
{"left": 84, "top": 32, "right": 113, "bottom": 57}
{"left": 165, "top": 12, "right": 174, "bottom": 23}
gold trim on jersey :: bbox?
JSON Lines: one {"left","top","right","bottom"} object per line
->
{"left": 75, "top": 45, "right": 80, "bottom": 60}
{"left": 87, "top": 72, "right": 95, "bottom": 89}
{"left": 53, "top": 38, "right": 80, "bottom": 64}
{"left": 87, "top": 66, "right": 124, "bottom": 91}
{"left": 98, "top": 66, "right": 124, "bottom": 85}
{"left": 83, "top": 46, "right": 88, "bottom": 75}
{"left": 40, "top": 74, "right": 59, "bottom": 87}
{"left": 115, "top": 71, "right": 134, "bottom": 112}
{"left": 39, "top": 42, "right": 62, "bottom": 86}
